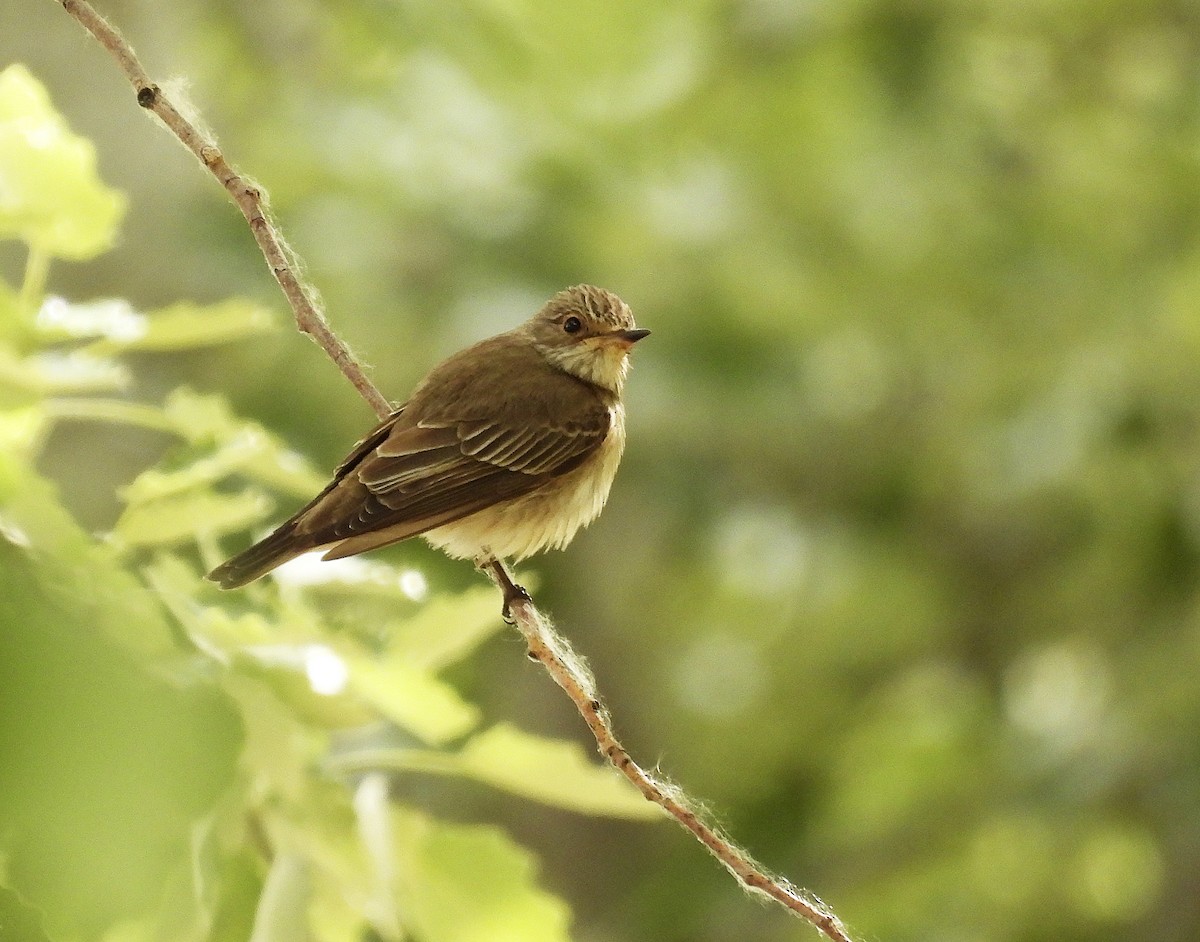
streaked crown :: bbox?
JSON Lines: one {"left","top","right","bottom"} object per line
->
{"left": 544, "top": 285, "right": 635, "bottom": 332}
{"left": 525, "top": 285, "right": 643, "bottom": 392}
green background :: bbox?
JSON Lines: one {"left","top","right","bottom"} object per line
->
{"left": 4, "top": 1, "right": 1200, "bottom": 940}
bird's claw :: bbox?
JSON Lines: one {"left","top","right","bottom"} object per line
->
{"left": 501, "top": 582, "right": 531, "bottom": 624}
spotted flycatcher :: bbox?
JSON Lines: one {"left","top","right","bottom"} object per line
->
{"left": 207, "top": 285, "right": 649, "bottom": 589}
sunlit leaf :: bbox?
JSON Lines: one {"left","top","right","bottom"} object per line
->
{"left": 25, "top": 350, "right": 129, "bottom": 394}
{"left": 0, "top": 452, "right": 240, "bottom": 936}
{"left": 248, "top": 854, "right": 310, "bottom": 942}
{"left": 0, "top": 450, "right": 175, "bottom": 658}
{"left": 233, "top": 645, "right": 375, "bottom": 728}
{"left": 0, "top": 884, "right": 53, "bottom": 942}
{"left": 265, "top": 780, "right": 378, "bottom": 933}
{"left": 326, "top": 722, "right": 661, "bottom": 820}
{"left": 121, "top": 430, "right": 314, "bottom": 506}
{"left": 136, "top": 857, "right": 212, "bottom": 942}
{"left": 0, "top": 349, "right": 44, "bottom": 405}
{"left": 392, "top": 807, "right": 572, "bottom": 942}
{"left": 456, "top": 723, "right": 661, "bottom": 819}
{"left": 237, "top": 448, "right": 328, "bottom": 500}
{"left": 0, "top": 404, "right": 44, "bottom": 456}
{"left": 156, "top": 388, "right": 327, "bottom": 498}
{"left": 205, "top": 851, "right": 263, "bottom": 942}
{"left": 111, "top": 489, "right": 275, "bottom": 548}
{"left": 142, "top": 555, "right": 276, "bottom": 652}
{"left": 36, "top": 297, "right": 145, "bottom": 342}
{"left": 346, "top": 657, "right": 480, "bottom": 745}
{"left": 349, "top": 774, "right": 402, "bottom": 940}
{"left": 0, "top": 65, "right": 125, "bottom": 259}
{"left": 272, "top": 553, "right": 427, "bottom": 596}
{"left": 161, "top": 387, "right": 245, "bottom": 442}
{"left": 86, "top": 299, "right": 278, "bottom": 354}
{"left": 145, "top": 558, "right": 375, "bottom": 727}
{"left": 383, "top": 585, "right": 504, "bottom": 672}
{"left": 98, "top": 916, "right": 155, "bottom": 942}
{"left": 307, "top": 884, "right": 368, "bottom": 942}
{"left": 42, "top": 398, "right": 176, "bottom": 435}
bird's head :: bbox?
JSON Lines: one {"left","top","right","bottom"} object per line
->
{"left": 525, "top": 285, "right": 650, "bottom": 393}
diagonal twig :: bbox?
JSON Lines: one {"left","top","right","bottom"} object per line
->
{"left": 485, "top": 561, "right": 852, "bottom": 941}
{"left": 57, "top": 0, "right": 392, "bottom": 420}
{"left": 56, "top": 3, "right": 854, "bottom": 939}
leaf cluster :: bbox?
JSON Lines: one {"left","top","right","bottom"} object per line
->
{"left": 0, "top": 64, "right": 655, "bottom": 942}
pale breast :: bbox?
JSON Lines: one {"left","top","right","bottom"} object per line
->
{"left": 423, "top": 403, "right": 627, "bottom": 561}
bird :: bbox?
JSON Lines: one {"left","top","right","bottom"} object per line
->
{"left": 207, "top": 285, "right": 649, "bottom": 589}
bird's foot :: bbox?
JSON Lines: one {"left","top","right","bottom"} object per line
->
{"left": 501, "top": 582, "right": 532, "bottom": 625}
{"left": 475, "top": 554, "right": 531, "bottom": 623}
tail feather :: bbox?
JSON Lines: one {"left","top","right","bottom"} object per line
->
{"left": 206, "top": 523, "right": 313, "bottom": 589}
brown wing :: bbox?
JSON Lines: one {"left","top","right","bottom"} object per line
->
{"left": 311, "top": 407, "right": 609, "bottom": 555}
{"left": 207, "top": 333, "right": 617, "bottom": 589}
{"left": 207, "top": 406, "right": 608, "bottom": 588}
{"left": 206, "top": 409, "right": 405, "bottom": 588}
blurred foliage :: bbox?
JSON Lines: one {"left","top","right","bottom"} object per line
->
{"left": 2, "top": 0, "right": 1200, "bottom": 940}
{"left": 0, "top": 63, "right": 656, "bottom": 942}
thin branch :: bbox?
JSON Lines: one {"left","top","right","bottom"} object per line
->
{"left": 57, "top": 3, "right": 854, "bottom": 939}
{"left": 485, "top": 561, "right": 853, "bottom": 942}
{"left": 57, "top": 0, "right": 392, "bottom": 421}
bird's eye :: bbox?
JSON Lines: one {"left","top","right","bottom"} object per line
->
{"left": 563, "top": 316, "right": 583, "bottom": 334}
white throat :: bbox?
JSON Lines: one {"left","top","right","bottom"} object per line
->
{"left": 544, "top": 341, "right": 630, "bottom": 393}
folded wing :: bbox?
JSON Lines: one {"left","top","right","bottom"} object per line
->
{"left": 207, "top": 402, "right": 609, "bottom": 587}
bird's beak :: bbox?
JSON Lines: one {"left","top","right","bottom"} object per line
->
{"left": 609, "top": 328, "right": 651, "bottom": 346}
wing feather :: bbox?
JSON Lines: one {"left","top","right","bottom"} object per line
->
{"left": 292, "top": 403, "right": 611, "bottom": 551}
{"left": 210, "top": 325, "right": 631, "bottom": 587}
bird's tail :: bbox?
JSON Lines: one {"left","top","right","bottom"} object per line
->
{"left": 206, "top": 523, "right": 312, "bottom": 589}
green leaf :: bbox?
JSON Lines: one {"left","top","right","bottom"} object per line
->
{"left": 35, "top": 297, "right": 144, "bottom": 342}
{"left": 98, "top": 916, "right": 155, "bottom": 942}
{"left": 248, "top": 854, "right": 310, "bottom": 942}
{"left": 84, "top": 299, "right": 279, "bottom": 354}
{"left": 0, "top": 884, "right": 53, "bottom": 942}
{"left": 33, "top": 352, "right": 129, "bottom": 393}
{"left": 222, "top": 677, "right": 315, "bottom": 804}
{"left": 233, "top": 645, "right": 376, "bottom": 729}
{"left": 0, "top": 404, "right": 45, "bottom": 457}
{"left": 230, "top": 442, "right": 329, "bottom": 501}
{"left": 327, "top": 722, "right": 661, "bottom": 820}
{"left": 111, "top": 488, "right": 275, "bottom": 548}
{"left": 0, "top": 450, "right": 175, "bottom": 659}
{"left": 455, "top": 723, "right": 661, "bottom": 819}
{"left": 262, "top": 779, "right": 378, "bottom": 936}
{"left": 0, "top": 454, "right": 241, "bottom": 936}
{"left": 161, "top": 387, "right": 247, "bottom": 443}
{"left": 346, "top": 657, "right": 480, "bottom": 745}
{"left": 142, "top": 555, "right": 276, "bottom": 652}
{"left": 157, "top": 388, "right": 328, "bottom": 498}
{"left": 0, "top": 349, "right": 44, "bottom": 405}
{"left": 0, "top": 65, "right": 126, "bottom": 259}
{"left": 307, "top": 870, "right": 371, "bottom": 942}
{"left": 131, "top": 858, "right": 211, "bottom": 942}
{"left": 42, "top": 398, "right": 176, "bottom": 436}
{"left": 205, "top": 850, "right": 263, "bottom": 942}
{"left": 121, "top": 432, "right": 315, "bottom": 507}
{"left": 382, "top": 585, "right": 505, "bottom": 672}
{"left": 23, "top": 351, "right": 130, "bottom": 395}
{"left": 143, "top": 559, "right": 370, "bottom": 732}
{"left": 392, "top": 806, "right": 572, "bottom": 942}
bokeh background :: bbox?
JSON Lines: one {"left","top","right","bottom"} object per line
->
{"left": 5, "top": 1, "right": 1200, "bottom": 940}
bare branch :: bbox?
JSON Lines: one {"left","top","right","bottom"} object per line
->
{"left": 56, "top": 2, "right": 854, "bottom": 938}
{"left": 484, "top": 561, "right": 853, "bottom": 942}
{"left": 57, "top": 0, "right": 393, "bottom": 421}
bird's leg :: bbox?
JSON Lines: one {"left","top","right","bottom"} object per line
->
{"left": 478, "top": 555, "right": 531, "bottom": 624}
